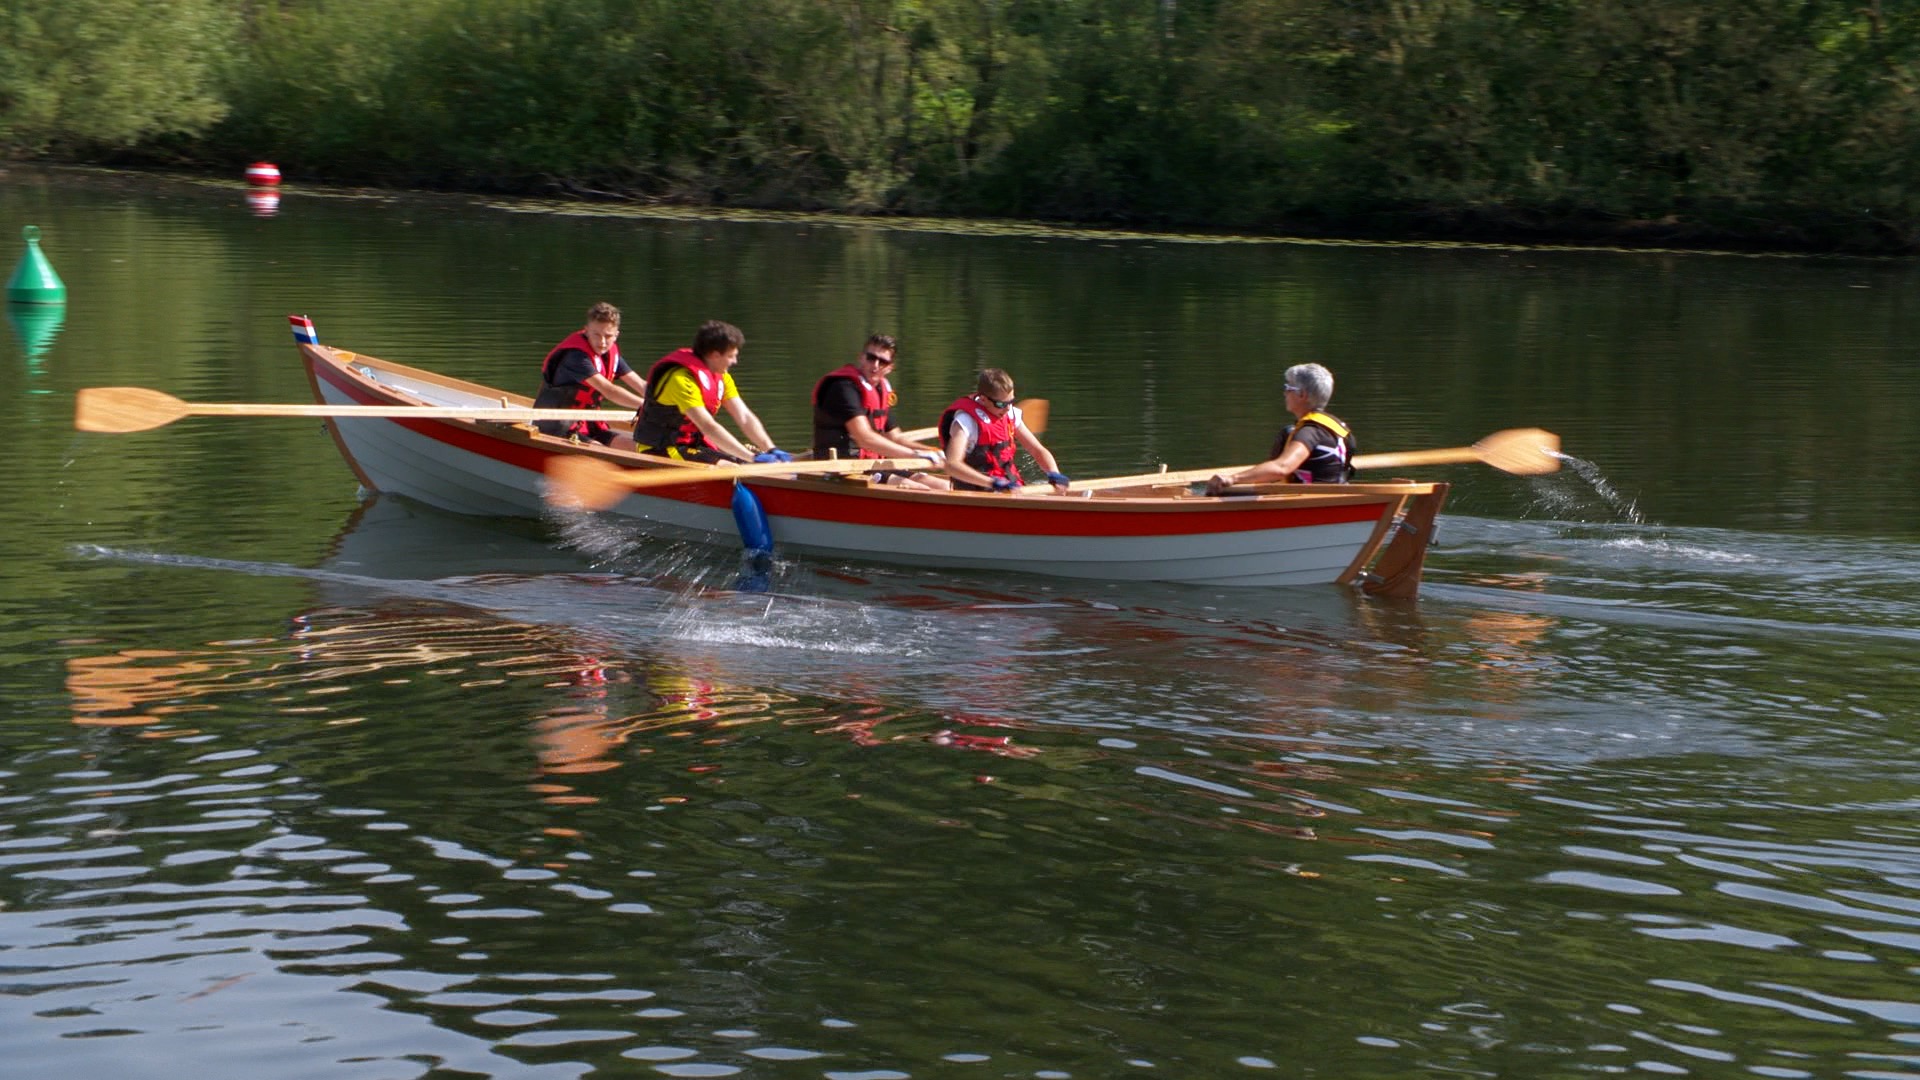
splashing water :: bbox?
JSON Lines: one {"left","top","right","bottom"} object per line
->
{"left": 547, "top": 508, "right": 792, "bottom": 595}
{"left": 1524, "top": 453, "right": 1643, "bottom": 524}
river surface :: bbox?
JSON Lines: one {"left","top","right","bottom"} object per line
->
{"left": 3, "top": 168, "right": 1920, "bottom": 1079}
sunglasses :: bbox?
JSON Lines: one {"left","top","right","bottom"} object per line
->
{"left": 985, "top": 396, "right": 1016, "bottom": 409}
{"left": 863, "top": 351, "right": 895, "bottom": 365}
{"left": 1283, "top": 384, "right": 1301, "bottom": 394}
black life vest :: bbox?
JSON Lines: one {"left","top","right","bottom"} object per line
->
{"left": 1269, "top": 411, "right": 1356, "bottom": 483}
{"left": 632, "top": 349, "right": 726, "bottom": 455}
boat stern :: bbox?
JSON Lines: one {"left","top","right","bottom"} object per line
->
{"left": 1355, "top": 483, "right": 1449, "bottom": 599}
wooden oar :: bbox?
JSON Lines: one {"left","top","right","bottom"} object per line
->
{"left": 895, "top": 398, "right": 1049, "bottom": 443}
{"left": 1074, "top": 427, "right": 1562, "bottom": 492}
{"left": 545, "top": 454, "right": 938, "bottom": 512}
{"left": 75, "top": 386, "right": 637, "bottom": 434}
{"left": 1359, "top": 427, "right": 1560, "bottom": 474}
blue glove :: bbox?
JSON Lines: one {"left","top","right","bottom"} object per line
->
{"left": 1045, "top": 471, "right": 1070, "bottom": 486}
{"left": 990, "top": 476, "right": 1017, "bottom": 492}
{"left": 753, "top": 448, "right": 793, "bottom": 464}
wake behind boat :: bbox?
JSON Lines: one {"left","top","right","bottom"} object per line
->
{"left": 299, "top": 335, "right": 1447, "bottom": 594}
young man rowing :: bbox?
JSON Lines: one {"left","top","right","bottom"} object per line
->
{"left": 532, "top": 301, "right": 649, "bottom": 448}
{"left": 631, "top": 320, "right": 790, "bottom": 464}
{"left": 810, "top": 334, "right": 949, "bottom": 489}
{"left": 938, "top": 368, "right": 1070, "bottom": 495}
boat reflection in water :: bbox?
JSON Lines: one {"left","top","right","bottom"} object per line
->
{"left": 69, "top": 496, "right": 1573, "bottom": 755}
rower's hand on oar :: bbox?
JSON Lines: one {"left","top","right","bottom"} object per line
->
{"left": 752, "top": 448, "right": 793, "bottom": 463}
{"left": 1204, "top": 474, "right": 1232, "bottom": 496}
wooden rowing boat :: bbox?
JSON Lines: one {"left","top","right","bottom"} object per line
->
{"left": 300, "top": 339, "right": 1447, "bottom": 594}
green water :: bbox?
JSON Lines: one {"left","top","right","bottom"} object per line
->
{"left": 2, "top": 168, "right": 1918, "bottom": 1079}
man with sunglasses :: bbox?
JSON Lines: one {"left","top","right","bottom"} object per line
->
{"left": 1205, "top": 362, "right": 1354, "bottom": 494}
{"left": 811, "top": 334, "right": 950, "bottom": 489}
{"left": 939, "top": 368, "right": 1070, "bottom": 494}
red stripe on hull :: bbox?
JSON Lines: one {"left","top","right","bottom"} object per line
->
{"left": 748, "top": 483, "right": 1387, "bottom": 538}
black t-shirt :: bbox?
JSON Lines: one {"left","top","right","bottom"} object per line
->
{"left": 814, "top": 377, "right": 867, "bottom": 428}
{"left": 545, "top": 348, "right": 631, "bottom": 388}
{"left": 812, "top": 376, "right": 877, "bottom": 458}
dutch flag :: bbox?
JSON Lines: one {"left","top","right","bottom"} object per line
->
{"left": 288, "top": 314, "right": 319, "bottom": 345}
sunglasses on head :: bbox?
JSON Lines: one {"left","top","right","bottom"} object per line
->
{"left": 863, "top": 351, "right": 894, "bottom": 365}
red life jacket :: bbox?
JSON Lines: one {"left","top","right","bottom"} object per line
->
{"left": 872, "top": 375, "right": 897, "bottom": 433}
{"left": 633, "top": 348, "right": 726, "bottom": 454}
{"left": 534, "top": 330, "right": 624, "bottom": 439}
{"left": 811, "top": 364, "right": 886, "bottom": 459}
{"left": 938, "top": 395, "right": 1020, "bottom": 490}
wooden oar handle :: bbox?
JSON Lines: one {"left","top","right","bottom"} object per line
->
{"left": 1350, "top": 448, "right": 1481, "bottom": 470}
{"left": 546, "top": 453, "right": 940, "bottom": 511}
{"left": 74, "top": 386, "right": 637, "bottom": 433}
{"left": 188, "top": 404, "right": 633, "bottom": 422}
{"left": 1075, "top": 465, "right": 1255, "bottom": 492}
{"left": 612, "top": 455, "right": 935, "bottom": 493}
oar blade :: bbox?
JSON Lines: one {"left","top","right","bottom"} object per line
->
{"left": 74, "top": 387, "right": 190, "bottom": 433}
{"left": 543, "top": 455, "right": 637, "bottom": 513}
{"left": 1017, "top": 398, "right": 1049, "bottom": 436}
{"left": 1474, "top": 427, "right": 1561, "bottom": 475}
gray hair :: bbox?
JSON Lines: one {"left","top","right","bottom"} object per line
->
{"left": 1286, "top": 363, "right": 1334, "bottom": 410}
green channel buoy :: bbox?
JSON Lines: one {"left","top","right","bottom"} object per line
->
{"left": 6, "top": 225, "right": 67, "bottom": 305}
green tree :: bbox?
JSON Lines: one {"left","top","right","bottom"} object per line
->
{"left": 1315, "top": 0, "right": 1920, "bottom": 245}
{"left": 0, "top": 0, "right": 238, "bottom": 155}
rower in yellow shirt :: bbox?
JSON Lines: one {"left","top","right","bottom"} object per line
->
{"left": 630, "top": 320, "right": 790, "bottom": 464}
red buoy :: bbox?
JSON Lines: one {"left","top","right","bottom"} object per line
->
{"left": 245, "top": 162, "right": 282, "bottom": 186}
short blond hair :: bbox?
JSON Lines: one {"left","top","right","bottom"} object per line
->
{"left": 586, "top": 301, "right": 620, "bottom": 327}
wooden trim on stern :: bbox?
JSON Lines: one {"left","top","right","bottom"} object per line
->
{"left": 1356, "top": 482, "right": 1450, "bottom": 599}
